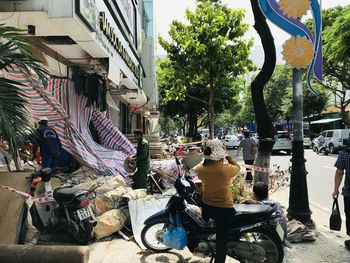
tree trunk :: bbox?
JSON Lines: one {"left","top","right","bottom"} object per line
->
{"left": 188, "top": 113, "right": 197, "bottom": 139}
{"left": 340, "top": 105, "right": 350, "bottom": 127}
{"left": 250, "top": 0, "right": 276, "bottom": 184}
{"left": 208, "top": 92, "right": 215, "bottom": 139}
{"left": 307, "top": 113, "right": 312, "bottom": 138}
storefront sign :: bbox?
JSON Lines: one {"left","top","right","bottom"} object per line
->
{"left": 75, "top": 0, "right": 140, "bottom": 81}
{"left": 99, "top": 11, "right": 140, "bottom": 79}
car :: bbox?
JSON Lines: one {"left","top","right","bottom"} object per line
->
{"left": 303, "top": 136, "right": 312, "bottom": 148}
{"left": 222, "top": 134, "right": 240, "bottom": 149}
{"left": 312, "top": 129, "right": 350, "bottom": 154}
{"left": 273, "top": 131, "right": 292, "bottom": 154}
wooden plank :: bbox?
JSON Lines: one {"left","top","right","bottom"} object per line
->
{"left": 0, "top": 172, "right": 31, "bottom": 244}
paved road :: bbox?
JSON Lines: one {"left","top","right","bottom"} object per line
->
{"left": 228, "top": 148, "right": 346, "bottom": 219}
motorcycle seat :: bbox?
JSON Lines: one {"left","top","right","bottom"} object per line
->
{"left": 233, "top": 204, "right": 275, "bottom": 221}
{"left": 53, "top": 187, "right": 87, "bottom": 203}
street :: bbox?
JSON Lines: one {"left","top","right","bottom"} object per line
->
{"left": 229, "top": 148, "right": 346, "bottom": 219}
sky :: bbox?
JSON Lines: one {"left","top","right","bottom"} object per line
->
{"left": 154, "top": 0, "right": 349, "bottom": 60}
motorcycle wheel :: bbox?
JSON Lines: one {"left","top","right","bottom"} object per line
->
{"left": 72, "top": 220, "right": 92, "bottom": 245}
{"left": 141, "top": 222, "right": 172, "bottom": 252}
{"left": 236, "top": 229, "right": 284, "bottom": 263}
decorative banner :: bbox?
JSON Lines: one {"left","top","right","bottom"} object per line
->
{"left": 258, "top": 0, "right": 322, "bottom": 94}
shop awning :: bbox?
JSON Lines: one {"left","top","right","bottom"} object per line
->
{"left": 119, "top": 78, "right": 139, "bottom": 91}
{"left": 310, "top": 118, "right": 342, "bottom": 124}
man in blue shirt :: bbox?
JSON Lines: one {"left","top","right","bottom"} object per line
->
{"left": 333, "top": 143, "right": 350, "bottom": 251}
{"left": 32, "top": 117, "right": 62, "bottom": 193}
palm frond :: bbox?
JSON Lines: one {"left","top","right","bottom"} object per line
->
{"left": 0, "top": 24, "right": 48, "bottom": 152}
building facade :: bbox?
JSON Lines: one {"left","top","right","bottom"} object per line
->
{"left": 0, "top": 0, "right": 158, "bottom": 134}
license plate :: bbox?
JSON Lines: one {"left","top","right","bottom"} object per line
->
{"left": 276, "top": 223, "right": 285, "bottom": 241}
{"left": 77, "top": 206, "right": 94, "bottom": 221}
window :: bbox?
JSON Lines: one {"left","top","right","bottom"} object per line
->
{"left": 326, "top": 131, "right": 334, "bottom": 138}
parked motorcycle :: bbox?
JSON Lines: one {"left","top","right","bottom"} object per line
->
{"left": 141, "top": 157, "right": 284, "bottom": 263}
{"left": 27, "top": 168, "right": 96, "bottom": 245}
{"left": 316, "top": 145, "right": 329, "bottom": 155}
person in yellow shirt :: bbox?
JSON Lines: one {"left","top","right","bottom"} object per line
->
{"left": 197, "top": 139, "right": 240, "bottom": 263}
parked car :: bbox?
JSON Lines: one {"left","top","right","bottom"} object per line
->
{"left": 222, "top": 134, "right": 240, "bottom": 149}
{"left": 303, "top": 136, "right": 312, "bottom": 148}
{"left": 311, "top": 129, "right": 350, "bottom": 154}
{"left": 273, "top": 131, "right": 292, "bottom": 154}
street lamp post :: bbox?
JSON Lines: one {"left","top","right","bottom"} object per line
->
{"left": 287, "top": 68, "right": 313, "bottom": 226}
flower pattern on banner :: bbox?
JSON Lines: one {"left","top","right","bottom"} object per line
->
{"left": 282, "top": 36, "right": 314, "bottom": 69}
{"left": 279, "top": 0, "right": 310, "bottom": 19}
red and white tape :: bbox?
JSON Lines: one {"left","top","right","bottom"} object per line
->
{"left": 239, "top": 164, "right": 271, "bottom": 174}
{"left": 0, "top": 184, "right": 54, "bottom": 203}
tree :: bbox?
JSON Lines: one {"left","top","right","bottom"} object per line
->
{"left": 0, "top": 25, "right": 47, "bottom": 170}
{"left": 157, "top": 58, "right": 207, "bottom": 137}
{"left": 306, "top": 6, "right": 350, "bottom": 125}
{"left": 159, "top": 0, "right": 254, "bottom": 139}
{"left": 249, "top": 0, "right": 276, "bottom": 185}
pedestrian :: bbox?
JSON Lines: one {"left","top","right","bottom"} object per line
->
{"left": 237, "top": 130, "right": 257, "bottom": 182}
{"left": 316, "top": 133, "right": 326, "bottom": 153}
{"left": 332, "top": 140, "right": 350, "bottom": 251}
{"left": 197, "top": 139, "right": 240, "bottom": 263}
{"left": 31, "top": 117, "right": 62, "bottom": 193}
{"left": 129, "top": 130, "right": 150, "bottom": 189}
{"left": 242, "top": 182, "right": 288, "bottom": 241}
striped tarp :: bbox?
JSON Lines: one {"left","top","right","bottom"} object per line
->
{"left": 91, "top": 109, "right": 136, "bottom": 157}
{"left": 7, "top": 66, "right": 131, "bottom": 176}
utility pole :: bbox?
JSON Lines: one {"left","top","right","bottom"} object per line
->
{"left": 287, "top": 68, "right": 313, "bottom": 226}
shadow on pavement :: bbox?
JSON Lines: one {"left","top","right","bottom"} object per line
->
{"left": 140, "top": 251, "right": 203, "bottom": 263}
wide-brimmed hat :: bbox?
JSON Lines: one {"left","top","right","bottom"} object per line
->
{"left": 204, "top": 139, "right": 227, "bottom": 161}
{"left": 124, "top": 158, "right": 137, "bottom": 174}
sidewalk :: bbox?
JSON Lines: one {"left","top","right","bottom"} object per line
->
{"left": 89, "top": 189, "right": 350, "bottom": 263}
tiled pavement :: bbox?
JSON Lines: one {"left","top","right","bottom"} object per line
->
{"left": 89, "top": 189, "right": 350, "bottom": 263}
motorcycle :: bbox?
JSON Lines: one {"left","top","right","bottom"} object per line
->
{"left": 316, "top": 144, "right": 329, "bottom": 155}
{"left": 27, "top": 168, "right": 96, "bottom": 245}
{"left": 141, "top": 157, "right": 284, "bottom": 263}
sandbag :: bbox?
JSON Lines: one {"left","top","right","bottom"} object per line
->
{"left": 95, "top": 176, "right": 126, "bottom": 194}
{"left": 94, "top": 209, "right": 126, "bottom": 240}
{"left": 104, "top": 186, "right": 131, "bottom": 202}
{"left": 122, "top": 189, "right": 147, "bottom": 200}
{"left": 92, "top": 196, "right": 115, "bottom": 216}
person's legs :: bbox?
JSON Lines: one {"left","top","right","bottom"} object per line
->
{"left": 132, "top": 170, "right": 148, "bottom": 189}
{"left": 202, "top": 204, "right": 235, "bottom": 263}
{"left": 344, "top": 196, "right": 350, "bottom": 235}
{"left": 41, "top": 154, "right": 53, "bottom": 169}
{"left": 344, "top": 196, "right": 350, "bottom": 250}
{"left": 244, "top": 159, "right": 254, "bottom": 181}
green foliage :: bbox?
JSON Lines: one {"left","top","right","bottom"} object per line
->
{"left": 324, "top": 6, "right": 350, "bottom": 61}
{"left": 281, "top": 82, "right": 329, "bottom": 119}
{"left": 235, "top": 65, "right": 329, "bottom": 126}
{"left": 158, "top": 0, "right": 254, "bottom": 137}
{"left": 306, "top": 5, "right": 350, "bottom": 124}
{"left": 0, "top": 25, "right": 47, "bottom": 153}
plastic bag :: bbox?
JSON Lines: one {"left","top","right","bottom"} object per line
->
{"left": 330, "top": 198, "right": 342, "bottom": 231}
{"left": 163, "top": 213, "right": 188, "bottom": 250}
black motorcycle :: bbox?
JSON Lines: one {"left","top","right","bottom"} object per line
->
{"left": 28, "top": 168, "right": 96, "bottom": 245}
{"left": 141, "top": 159, "right": 284, "bottom": 263}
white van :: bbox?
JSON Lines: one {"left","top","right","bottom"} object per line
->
{"left": 313, "top": 129, "right": 350, "bottom": 153}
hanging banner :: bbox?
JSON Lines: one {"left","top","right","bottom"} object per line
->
{"left": 258, "top": 0, "right": 322, "bottom": 94}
